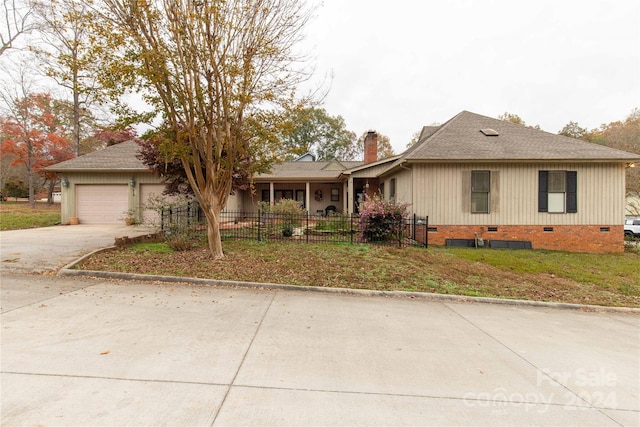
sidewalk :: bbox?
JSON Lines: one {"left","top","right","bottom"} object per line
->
{"left": 2, "top": 272, "right": 638, "bottom": 426}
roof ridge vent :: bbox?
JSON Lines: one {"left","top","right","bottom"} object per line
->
{"left": 480, "top": 128, "right": 499, "bottom": 136}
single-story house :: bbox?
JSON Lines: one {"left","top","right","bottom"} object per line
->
{"left": 48, "top": 110, "right": 640, "bottom": 253}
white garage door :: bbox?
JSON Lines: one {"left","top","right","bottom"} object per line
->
{"left": 76, "top": 185, "right": 129, "bottom": 224}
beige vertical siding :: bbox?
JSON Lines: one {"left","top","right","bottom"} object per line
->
{"left": 406, "top": 162, "right": 625, "bottom": 225}
{"left": 393, "top": 168, "right": 413, "bottom": 205}
{"left": 350, "top": 162, "right": 395, "bottom": 178}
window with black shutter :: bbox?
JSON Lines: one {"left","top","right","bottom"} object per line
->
{"left": 538, "top": 170, "right": 577, "bottom": 213}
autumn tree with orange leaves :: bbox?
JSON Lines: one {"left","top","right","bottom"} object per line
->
{"left": 0, "top": 92, "right": 74, "bottom": 204}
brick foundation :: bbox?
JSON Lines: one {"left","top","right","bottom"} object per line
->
{"left": 419, "top": 225, "right": 624, "bottom": 253}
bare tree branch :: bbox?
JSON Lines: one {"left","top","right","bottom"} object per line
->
{"left": 1, "top": 0, "right": 35, "bottom": 55}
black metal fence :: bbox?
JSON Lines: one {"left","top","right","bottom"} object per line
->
{"left": 161, "top": 201, "right": 428, "bottom": 248}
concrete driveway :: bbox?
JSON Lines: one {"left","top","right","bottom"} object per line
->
{"left": 0, "top": 224, "right": 155, "bottom": 273}
{"left": 1, "top": 273, "right": 639, "bottom": 426}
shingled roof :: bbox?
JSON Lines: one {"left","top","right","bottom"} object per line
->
{"left": 256, "top": 159, "right": 363, "bottom": 181}
{"left": 48, "top": 111, "right": 639, "bottom": 177}
{"left": 403, "top": 111, "right": 640, "bottom": 162}
{"left": 46, "top": 140, "right": 148, "bottom": 172}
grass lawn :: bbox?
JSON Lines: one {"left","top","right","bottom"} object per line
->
{"left": 3, "top": 203, "right": 637, "bottom": 308}
{"left": 76, "top": 238, "right": 640, "bottom": 308}
{"left": 0, "top": 201, "right": 61, "bottom": 231}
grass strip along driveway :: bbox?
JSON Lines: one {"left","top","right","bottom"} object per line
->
{"left": 76, "top": 239, "right": 640, "bottom": 308}
{"left": 0, "top": 201, "right": 61, "bottom": 231}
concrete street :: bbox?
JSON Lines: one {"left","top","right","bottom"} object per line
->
{"left": 2, "top": 272, "right": 639, "bottom": 426}
{"left": 1, "top": 225, "right": 639, "bottom": 425}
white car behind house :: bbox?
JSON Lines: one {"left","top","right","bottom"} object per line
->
{"left": 624, "top": 217, "right": 640, "bottom": 238}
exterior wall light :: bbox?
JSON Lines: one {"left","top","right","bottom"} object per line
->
{"left": 62, "top": 177, "right": 69, "bottom": 188}
{"left": 129, "top": 177, "right": 136, "bottom": 187}
{"left": 626, "top": 163, "right": 636, "bottom": 169}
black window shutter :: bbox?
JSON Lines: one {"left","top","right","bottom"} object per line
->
{"left": 566, "top": 171, "right": 577, "bottom": 213}
{"left": 538, "top": 171, "right": 548, "bottom": 212}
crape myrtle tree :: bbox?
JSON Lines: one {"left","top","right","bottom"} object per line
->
{"left": 88, "top": 0, "right": 314, "bottom": 259}
{"left": 137, "top": 136, "right": 253, "bottom": 197}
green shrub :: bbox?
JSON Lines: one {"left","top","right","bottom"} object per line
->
{"left": 273, "top": 199, "right": 304, "bottom": 225}
{"left": 282, "top": 223, "right": 294, "bottom": 237}
{"left": 3, "top": 180, "right": 28, "bottom": 199}
{"left": 316, "top": 212, "right": 352, "bottom": 231}
{"left": 262, "top": 199, "right": 303, "bottom": 225}
{"left": 163, "top": 214, "right": 200, "bottom": 251}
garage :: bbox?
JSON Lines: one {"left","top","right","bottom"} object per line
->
{"left": 76, "top": 184, "right": 129, "bottom": 224}
{"left": 140, "top": 184, "right": 168, "bottom": 225}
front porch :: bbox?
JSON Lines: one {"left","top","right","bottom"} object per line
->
{"left": 253, "top": 181, "right": 348, "bottom": 215}
{"left": 248, "top": 177, "right": 381, "bottom": 215}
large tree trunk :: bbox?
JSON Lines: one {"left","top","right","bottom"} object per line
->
{"left": 204, "top": 203, "right": 224, "bottom": 259}
{"left": 27, "top": 158, "right": 34, "bottom": 206}
{"left": 196, "top": 184, "right": 226, "bottom": 259}
{"left": 47, "top": 180, "right": 55, "bottom": 205}
{"left": 180, "top": 157, "right": 229, "bottom": 260}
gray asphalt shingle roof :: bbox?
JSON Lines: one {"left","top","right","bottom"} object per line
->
{"left": 256, "top": 160, "right": 363, "bottom": 180}
{"left": 47, "top": 111, "right": 640, "bottom": 178}
{"left": 46, "top": 140, "right": 147, "bottom": 172}
{"left": 404, "top": 111, "right": 640, "bottom": 162}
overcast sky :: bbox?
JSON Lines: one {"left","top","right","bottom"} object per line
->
{"left": 299, "top": 0, "right": 640, "bottom": 153}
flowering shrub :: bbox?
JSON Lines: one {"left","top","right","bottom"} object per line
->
{"left": 358, "top": 195, "right": 409, "bottom": 242}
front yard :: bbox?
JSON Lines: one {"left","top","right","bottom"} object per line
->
{"left": 2, "top": 201, "right": 637, "bottom": 308}
{"left": 76, "top": 238, "right": 640, "bottom": 308}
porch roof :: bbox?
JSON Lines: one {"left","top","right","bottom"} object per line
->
{"left": 255, "top": 160, "right": 362, "bottom": 181}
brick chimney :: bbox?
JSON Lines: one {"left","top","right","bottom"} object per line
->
{"left": 364, "top": 131, "right": 378, "bottom": 164}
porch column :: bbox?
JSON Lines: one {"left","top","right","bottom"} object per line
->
{"left": 269, "top": 182, "right": 274, "bottom": 204}
{"left": 305, "top": 181, "right": 311, "bottom": 212}
{"left": 343, "top": 181, "right": 348, "bottom": 213}
{"left": 347, "top": 177, "right": 354, "bottom": 215}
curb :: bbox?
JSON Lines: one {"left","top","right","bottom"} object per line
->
{"left": 58, "top": 247, "right": 640, "bottom": 315}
